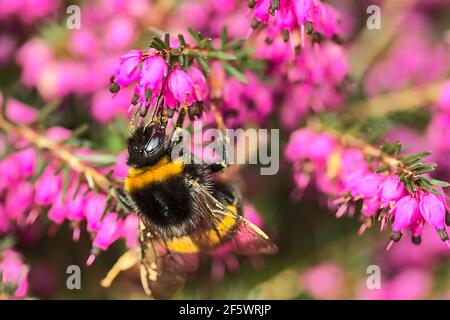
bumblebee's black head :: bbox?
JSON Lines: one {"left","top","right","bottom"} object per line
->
{"left": 127, "top": 124, "right": 167, "bottom": 168}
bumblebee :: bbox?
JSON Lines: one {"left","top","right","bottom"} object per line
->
{"left": 121, "top": 114, "right": 277, "bottom": 299}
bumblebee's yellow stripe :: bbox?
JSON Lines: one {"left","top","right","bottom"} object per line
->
{"left": 167, "top": 206, "right": 238, "bottom": 253}
{"left": 125, "top": 156, "right": 184, "bottom": 193}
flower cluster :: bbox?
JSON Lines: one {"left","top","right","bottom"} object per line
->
{"left": 427, "top": 82, "right": 450, "bottom": 173}
{"left": 0, "top": 96, "right": 139, "bottom": 266}
{"left": 364, "top": 12, "right": 449, "bottom": 97}
{"left": 13, "top": 0, "right": 154, "bottom": 123}
{"left": 273, "top": 42, "right": 348, "bottom": 129}
{"left": 110, "top": 30, "right": 273, "bottom": 128}
{"left": 0, "top": 0, "right": 59, "bottom": 25}
{"left": 249, "top": 0, "right": 342, "bottom": 46}
{"left": 285, "top": 128, "right": 450, "bottom": 249}
{"left": 111, "top": 48, "right": 208, "bottom": 115}
{"left": 251, "top": 5, "right": 349, "bottom": 129}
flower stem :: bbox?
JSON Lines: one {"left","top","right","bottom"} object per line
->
{"left": 347, "top": 80, "right": 446, "bottom": 118}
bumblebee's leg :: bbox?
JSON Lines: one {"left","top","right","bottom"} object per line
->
{"left": 170, "top": 105, "right": 188, "bottom": 149}
{"left": 213, "top": 181, "right": 242, "bottom": 209}
{"left": 114, "top": 188, "right": 134, "bottom": 212}
{"left": 206, "top": 131, "right": 230, "bottom": 173}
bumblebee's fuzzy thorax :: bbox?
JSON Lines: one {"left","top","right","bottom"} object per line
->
{"left": 124, "top": 156, "right": 184, "bottom": 193}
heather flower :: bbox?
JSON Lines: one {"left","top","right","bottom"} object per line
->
{"left": 284, "top": 128, "right": 315, "bottom": 161}
{"left": 111, "top": 50, "right": 143, "bottom": 90}
{"left": 13, "top": 148, "right": 36, "bottom": 180}
{"left": 16, "top": 39, "right": 53, "bottom": 87}
{"left": 84, "top": 193, "right": 107, "bottom": 233}
{"left": 167, "top": 68, "right": 196, "bottom": 106}
{"left": 286, "top": 129, "right": 450, "bottom": 248}
{"left": 136, "top": 53, "right": 168, "bottom": 99}
{"left": 250, "top": 0, "right": 341, "bottom": 45}
{"left": 381, "top": 175, "right": 406, "bottom": 207}
{"left": 103, "top": 16, "right": 137, "bottom": 52}
{"left": 354, "top": 173, "right": 384, "bottom": 199}
{"left": 69, "top": 30, "right": 99, "bottom": 59}
{"left": 361, "top": 197, "right": 380, "bottom": 218}
{"left": 91, "top": 88, "right": 132, "bottom": 123}
{"left": 92, "top": 212, "right": 123, "bottom": 251}
{"left": 390, "top": 196, "right": 419, "bottom": 234}
{"left": 4, "top": 181, "right": 34, "bottom": 223}
{"left": 5, "top": 99, "right": 38, "bottom": 125}
{"left": 300, "top": 263, "right": 344, "bottom": 300}
{"left": 34, "top": 167, "right": 63, "bottom": 206}
{"left": 0, "top": 0, "right": 59, "bottom": 25}
{"left": 364, "top": 13, "right": 448, "bottom": 97}
{"left": 47, "top": 196, "right": 66, "bottom": 225}
{"left": 436, "top": 81, "right": 450, "bottom": 112}
{"left": 121, "top": 214, "right": 139, "bottom": 249}
{"left": 45, "top": 126, "right": 72, "bottom": 141}
{"left": 188, "top": 65, "right": 209, "bottom": 101}
{"left": 112, "top": 151, "right": 128, "bottom": 180}
{"left": 0, "top": 250, "right": 29, "bottom": 298}
{"left": 419, "top": 192, "right": 449, "bottom": 241}
{"left": 66, "top": 184, "right": 88, "bottom": 223}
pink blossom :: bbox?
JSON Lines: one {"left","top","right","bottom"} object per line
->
{"left": 92, "top": 212, "right": 123, "bottom": 251}
{"left": 188, "top": 66, "right": 209, "bottom": 101}
{"left": 84, "top": 193, "right": 107, "bottom": 232}
{"left": 112, "top": 50, "right": 142, "bottom": 89}
{"left": 167, "top": 68, "right": 196, "bottom": 106}
{"left": 112, "top": 151, "right": 128, "bottom": 180}
{"left": 13, "top": 148, "right": 36, "bottom": 179}
{"left": 301, "top": 263, "right": 344, "bottom": 299}
{"left": 5, "top": 181, "right": 34, "bottom": 222}
{"left": 380, "top": 175, "right": 406, "bottom": 207}
{"left": 308, "top": 133, "right": 335, "bottom": 162}
{"left": 5, "top": 99, "right": 38, "bottom": 125}
{"left": 419, "top": 192, "right": 448, "bottom": 233}
{"left": 66, "top": 184, "right": 88, "bottom": 222}
{"left": 91, "top": 88, "right": 132, "bottom": 123}
{"left": 355, "top": 173, "right": 384, "bottom": 198}
{"left": 436, "top": 82, "right": 450, "bottom": 112}
{"left": 69, "top": 30, "right": 99, "bottom": 59}
{"left": 137, "top": 53, "right": 168, "bottom": 99}
{"left": 390, "top": 195, "right": 419, "bottom": 233}
{"left": 45, "top": 126, "right": 72, "bottom": 142}
{"left": 361, "top": 197, "right": 380, "bottom": 218}
{"left": 16, "top": 39, "right": 53, "bottom": 87}
{"left": 121, "top": 214, "right": 139, "bottom": 249}
{"left": 0, "top": 250, "right": 29, "bottom": 298}
{"left": 34, "top": 167, "right": 62, "bottom": 206}
{"left": 253, "top": 0, "right": 271, "bottom": 23}
{"left": 251, "top": 0, "right": 341, "bottom": 43}
{"left": 103, "top": 16, "right": 137, "bottom": 52}
{"left": 284, "top": 128, "right": 315, "bottom": 161}
{"left": 48, "top": 197, "right": 66, "bottom": 225}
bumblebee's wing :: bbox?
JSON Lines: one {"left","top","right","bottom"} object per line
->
{"left": 177, "top": 180, "right": 278, "bottom": 256}
{"left": 138, "top": 217, "right": 187, "bottom": 299}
